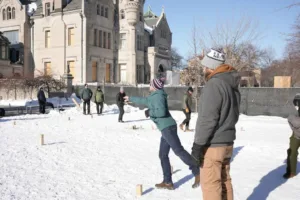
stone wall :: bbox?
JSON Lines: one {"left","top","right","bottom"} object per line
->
{"left": 1, "top": 83, "right": 300, "bottom": 118}
{"left": 74, "top": 85, "right": 300, "bottom": 118}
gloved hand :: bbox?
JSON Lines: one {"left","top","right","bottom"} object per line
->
{"left": 145, "top": 109, "right": 150, "bottom": 118}
{"left": 191, "top": 142, "right": 204, "bottom": 167}
{"left": 185, "top": 108, "right": 189, "bottom": 113}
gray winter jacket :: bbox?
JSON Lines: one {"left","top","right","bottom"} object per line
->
{"left": 288, "top": 115, "right": 300, "bottom": 139}
{"left": 194, "top": 70, "right": 241, "bottom": 147}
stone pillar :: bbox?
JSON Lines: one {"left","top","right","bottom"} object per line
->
{"left": 125, "top": 0, "right": 139, "bottom": 85}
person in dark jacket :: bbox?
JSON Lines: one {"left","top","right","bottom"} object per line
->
{"left": 116, "top": 87, "right": 126, "bottom": 122}
{"left": 284, "top": 93, "right": 300, "bottom": 179}
{"left": 37, "top": 87, "right": 46, "bottom": 114}
{"left": 124, "top": 78, "right": 200, "bottom": 190}
{"left": 191, "top": 49, "right": 241, "bottom": 200}
{"left": 180, "top": 87, "right": 194, "bottom": 132}
{"left": 81, "top": 84, "right": 93, "bottom": 115}
{"left": 94, "top": 86, "right": 104, "bottom": 115}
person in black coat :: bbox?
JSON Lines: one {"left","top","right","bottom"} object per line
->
{"left": 37, "top": 87, "right": 46, "bottom": 114}
{"left": 116, "top": 87, "right": 126, "bottom": 122}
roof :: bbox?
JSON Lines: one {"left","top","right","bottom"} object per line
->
{"left": 33, "top": 0, "right": 81, "bottom": 16}
{"left": 144, "top": 18, "right": 159, "bottom": 27}
{"left": 144, "top": 5, "right": 159, "bottom": 27}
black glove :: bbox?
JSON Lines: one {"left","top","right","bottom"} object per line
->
{"left": 145, "top": 109, "right": 150, "bottom": 118}
{"left": 191, "top": 142, "right": 205, "bottom": 167}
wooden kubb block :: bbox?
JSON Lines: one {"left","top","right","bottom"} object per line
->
{"left": 136, "top": 184, "right": 143, "bottom": 196}
{"left": 41, "top": 134, "right": 44, "bottom": 145}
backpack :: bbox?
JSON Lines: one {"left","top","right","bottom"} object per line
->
{"left": 95, "top": 91, "right": 103, "bottom": 103}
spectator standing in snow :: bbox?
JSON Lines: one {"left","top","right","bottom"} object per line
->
{"left": 37, "top": 87, "right": 46, "bottom": 114}
{"left": 81, "top": 84, "right": 93, "bottom": 115}
{"left": 116, "top": 87, "right": 126, "bottom": 122}
{"left": 191, "top": 49, "right": 241, "bottom": 200}
{"left": 179, "top": 87, "right": 194, "bottom": 132}
{"left": 284, "top": 93, "right": 300, "bottom": 179}
{"left": 94, "top": 86, "right": 104, "bottom": 115}
{"left": 124, "top": 78, "right": 200, "bottom": 190}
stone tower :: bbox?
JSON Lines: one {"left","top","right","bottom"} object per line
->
{"left": 118, "top": 0, "right": 145, "bottom": 85}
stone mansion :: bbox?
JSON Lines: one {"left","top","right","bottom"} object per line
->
{"left": 0, "top": 0, "right": 172, "bottom": 85}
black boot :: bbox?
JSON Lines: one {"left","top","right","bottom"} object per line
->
{"left": 192, "top": 174, "right": 200, "bottom": 188}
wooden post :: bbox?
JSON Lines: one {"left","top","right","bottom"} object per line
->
{"left": 136, "top": 184, "right": 143, "bottom": 196}
{"left": 72, "top": 98, "right": 80, "bottom": 108}
{"left": 41, "top": 134, "right": 44, "bottom": 145}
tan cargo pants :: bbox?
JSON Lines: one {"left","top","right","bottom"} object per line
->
{"left": 200, "top": 146, "right": 233, "bottom": 200}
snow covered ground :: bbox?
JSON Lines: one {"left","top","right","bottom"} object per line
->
{"left": 0, "top": 103, "right": 299, "bottom": 200}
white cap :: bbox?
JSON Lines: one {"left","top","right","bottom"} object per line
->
{"left": 201, "top": 48, "right": 226, "bottom": 69}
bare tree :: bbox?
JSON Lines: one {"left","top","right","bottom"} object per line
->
{"left": 198, "top": 17, "right": 268, "bottom": 71}
{"left": 170, "top": 47, "right": 184, "bottom": 70}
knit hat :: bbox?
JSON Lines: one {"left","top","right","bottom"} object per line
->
{"left": 293, "top": 93, "right": 300, "bottom": 107}
{"left": 188, "top": 87, "right": 194, "bottom": 93}
{"left": 150, "top": 78, "right": 164, "bottom": 90}
{"left": 201, "top": 48, "right": 226, "bottom": 70}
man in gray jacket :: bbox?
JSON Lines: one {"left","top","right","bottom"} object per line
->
{"left": 284, "top": 93, "right": 300, "bottom": 179}
{"left": 191, "top": 49, "right": 241, "bottom": 200}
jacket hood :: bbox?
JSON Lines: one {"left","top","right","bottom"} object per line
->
{"left": 213, "top": 70, "right": 241, "bottom": 89}
{"left": 208, "top": 64, "right": 240, "bottom": 89}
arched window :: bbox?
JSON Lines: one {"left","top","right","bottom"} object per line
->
{"left": 12, "top": 7, "right": 15, "bottom": 19}
{"left": 120, "top": 9, "right": 125, "bottom": 19}
{"left": 97, "top": 4, "right": 100, "bottom": 15}
{"left": 2, "top": 9, "right": 6, "bottom": 20}
{"left": 7, "top": 7, "right": 11, "bottom": 20}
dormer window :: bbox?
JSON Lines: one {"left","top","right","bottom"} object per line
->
{"left": 105, "top": 7, "right": 108, "bottom": 18}
{"left": 7, "top": 7, "right": 11, "bottom": 20}
{"left": 101, "top": 6, "right": 104, "bottom": 17}
{"left": 45, "top": 3, "right": 51, "bottom": 16}
{"left": 97, "top": 5, "right": 100, "bottom": 15}
{"left": 2, "top": 9, "right": 5, "bottom": 20}
{"left": 120, "top": 9, "right": 125, "bottom": 19}
{"left": 12, "top": 8, "right": 15, "bottom": 19}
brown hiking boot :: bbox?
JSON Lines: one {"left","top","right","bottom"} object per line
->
{"left": 192, "top": 174, "right": 200, "bottom": 188}
{"left": 155, "top": 182, "right": 174, "bottom": 190}
{"left": 179, "top": 124, "right": 184, "bottom": 131}
{"left": 283, "top": 173, "right": 296, "bottom": 179}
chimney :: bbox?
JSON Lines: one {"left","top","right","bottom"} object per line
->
{"left": 54, "top": 0, "right": 63, "bottom": 12}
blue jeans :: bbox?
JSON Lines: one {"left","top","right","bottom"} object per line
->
{"left": 159, "top": 125, "right": 199, "bottom": 184}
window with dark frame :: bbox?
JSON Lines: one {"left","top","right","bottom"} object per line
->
{"left": 45, "top": 3, "right": 51, "bottom": 16}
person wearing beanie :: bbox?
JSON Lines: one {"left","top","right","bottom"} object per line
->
{"left": 116, "top": 87, "right": 126, "bottom": 122}
{"left": 124, "top": 78, "right": 200, "bottom": 190}
{"left": 94, "top": 86, "right": 104, "bottom": 115}
{"left": 180, "top": 87, "right": 194, "bottom": 132}
{"left": 191, "top": 48, "right": 241, "bottom": 200}
{"left": 284, "top": 93, "right": 300, "bottom": 179}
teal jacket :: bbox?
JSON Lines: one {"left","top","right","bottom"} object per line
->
{"left": 129, "top": 89, "right": 176, "bottom": 131}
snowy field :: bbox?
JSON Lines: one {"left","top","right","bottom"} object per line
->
{"left": 0, "top": 103, "right": 300, "bottom": 200}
